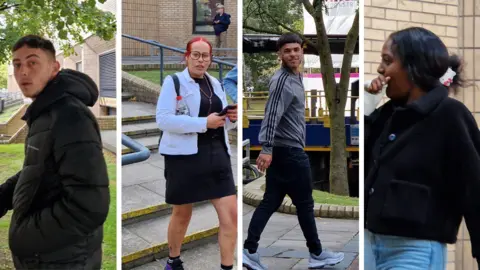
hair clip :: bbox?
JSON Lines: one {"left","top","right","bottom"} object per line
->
{"left": 439, "top": 67, "right": 456, "bottom": 87}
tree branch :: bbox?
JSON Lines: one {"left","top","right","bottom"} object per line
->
{"left": 303, "top": 0, "right": 315, "bottom": 16}
{"left": 252, "top": 0, "right": 315, "bottom": 48}
{"left": 243, "top": 24, "right": 283, "bottom": 35}
{"left": 0, "top": 3, "right": 20, "bottom": 12}
{"left": 338, "top": 10, "right": 359, "bottom": 98}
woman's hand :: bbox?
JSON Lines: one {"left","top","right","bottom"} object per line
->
{"left": 207, "top": 113, "right": 226, "bottom": 129}
{"left": 367, "top": 75, "right": 391, "bottom": 94}
{"left": 226, "top": 104, "right": 237, "bottom": 122}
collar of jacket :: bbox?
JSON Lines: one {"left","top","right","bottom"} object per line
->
{"left": 372, "top": 85, "right": 449, "bottom": 120}
{"left": 22, "top": 69, "right": 98, "bottom": 124}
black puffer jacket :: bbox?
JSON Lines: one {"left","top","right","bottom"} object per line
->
{"left": 0, "top": 69, "right": 110, "bottom": 269}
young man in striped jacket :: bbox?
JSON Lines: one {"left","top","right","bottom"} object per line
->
{"left": 242, "top": 33, "right": 344, "bottom": 270}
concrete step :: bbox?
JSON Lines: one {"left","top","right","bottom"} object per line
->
{"left": 123, "top": 102, "right": 156, "bottom": 120}
{"left": 122, "top": 203, "right": 220, "bottom": 268}
{"left": 122, "top": 135, "right": 160, "bottom": 154}
{"left": 123, "top": 121, "right": 160, "bottom": 138}
{"left": 131, "top": 242, "right": 237, "bottom": 270}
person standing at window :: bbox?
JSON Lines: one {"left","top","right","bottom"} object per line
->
{"left": 213, "top": 4, "right": 230, "bottom": 57}
{"left": 156, "top": 37, "right": 238, "bottom": 270}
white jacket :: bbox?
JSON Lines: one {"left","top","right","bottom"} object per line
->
{"left": 156, "top": 68, "right": 236, "bottom": 156}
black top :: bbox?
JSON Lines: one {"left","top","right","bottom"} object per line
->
{"left": 194, "top": 77, "right": 225, "bottom": 144}
{"left": 364, "top": 86, "right": 480, "bottom": 263}
{"left": 2, "top": 69, "right": 108, "bottom": 260}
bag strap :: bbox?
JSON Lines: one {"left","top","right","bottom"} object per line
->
{"left": 172, "top": 74, "right": 180, "bottom": 97}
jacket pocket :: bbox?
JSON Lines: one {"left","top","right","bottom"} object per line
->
{"left": 381, "top": 179, "right": 431, "bottom": 224}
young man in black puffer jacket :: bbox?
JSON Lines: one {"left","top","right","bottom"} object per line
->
{"left": 0, "top": 35, "right": 110, "bottom": 269}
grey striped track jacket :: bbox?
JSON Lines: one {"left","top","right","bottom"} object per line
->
{"left": 259, "top": 66, "right": 306, "bottom": 155}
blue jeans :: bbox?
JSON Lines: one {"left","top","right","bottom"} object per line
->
{"left": 365, "top": 230, "right": 446, "bottom": 270}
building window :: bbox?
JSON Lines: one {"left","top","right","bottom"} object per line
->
{"left": 193, "top": 0, "right": 224, "bottom": 34}
{"left": 76, "top": 61, "right": 82, "bottom": 72}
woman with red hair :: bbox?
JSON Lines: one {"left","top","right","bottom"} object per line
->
{"left": 156, "top": 37, "right": 238, "bottom": 270}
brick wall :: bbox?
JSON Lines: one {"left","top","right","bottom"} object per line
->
{"left": 365, "top": 0, "right": 459, "bottom": 81}
{"left": 451, "top": 0, "right": 480, "bottom": 269}
{"left": 122, "top": 0, "right": 238, "bottom": 57}
{"left": 97, "top": 115, "right": 117, "bottom": 130}
{"left": 122, "top": 71, "right": 160, "bottom": 104}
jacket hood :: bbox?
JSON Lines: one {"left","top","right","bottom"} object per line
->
{"left": 22, "top": 69, "right": 99, "bottom": 122}
{"left": 54, "top": 69, "right": 98, "bottom": 106}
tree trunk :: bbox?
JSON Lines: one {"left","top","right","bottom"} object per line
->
{"left": 329, "top": 11, "right": 359, "bottom": 196}
{"left": 329, "top": 91, "right": 349, "bottom": 195}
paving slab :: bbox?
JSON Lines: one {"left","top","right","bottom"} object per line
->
{"left": 133, "top": 242, "right": 238, "bottom": 270}
{"left": 242, "top": 204, "right": 359, "bottom": 270}
{"left": 122, "top": 203, "right": 219, "bottom": 256}
{"left": 100, "top": 130, "right": 117, "bottom": 153}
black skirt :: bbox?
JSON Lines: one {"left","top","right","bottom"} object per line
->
{"left": 164, "top": 139, "right": 236, "bottom": 205}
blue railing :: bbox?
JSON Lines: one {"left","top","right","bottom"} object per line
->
{"left": 122, "top": 34, "right": 236, "bottom": 85}
{"left": 122, "top": 134, "right": 151, "bottom": 166}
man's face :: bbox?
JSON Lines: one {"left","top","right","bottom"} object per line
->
{"left": 279, "top": 43, "right": 303, "bottom": 70}
{"left": 216, "top": 7, "right": 224, "bottom": 14}
{"left": 12, "top": 45, "right": 60, "bottom": 99}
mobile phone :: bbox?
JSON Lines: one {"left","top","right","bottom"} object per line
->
{"left": 218, "top": 104, "right": 237, "bottom": 116}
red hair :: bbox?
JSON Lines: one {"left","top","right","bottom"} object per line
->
{"left": 185, "top": 37, "right": 212, "bottom": 58}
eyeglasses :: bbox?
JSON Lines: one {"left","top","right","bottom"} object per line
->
{"left": 189, "top": 51, "right": 211, "bottom": 61}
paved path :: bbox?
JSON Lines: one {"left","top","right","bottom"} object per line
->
{"left": 242, "top": 204, "right": 359, "bottom": 270}
{"left": 100, "top": 130, "right": 116, "bottom": 153}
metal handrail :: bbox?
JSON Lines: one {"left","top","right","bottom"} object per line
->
{"left": 123, "top": 34, "right": 236, "bottom": 85}
{"left": 242, "top": 139, "right": 250, "bottom": 166}
{"left": 122, "top": 134, "right": 151, "bottom": 166}
{"left": 242, "top": 139, "right": 262, "bottom": 184}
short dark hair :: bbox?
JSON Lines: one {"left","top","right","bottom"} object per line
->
{"left": 389, "top": 27, "right": 465, "bottom": 94}
{"left": 12, "top": 35, "right": 56, "bottom": 59}
{"left": 277, "top": 33, "right": 303, "bottom": 51}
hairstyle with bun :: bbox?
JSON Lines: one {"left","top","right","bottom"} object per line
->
{"left": 388, "top": 27, "right": 466, "bottom": 95}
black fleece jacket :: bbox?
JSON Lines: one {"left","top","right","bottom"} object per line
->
{"left": 365, "top": 86, "right": 480, "bottom": 266}
{"left": 0, "top": 69, "right": 109, "bottom": 266}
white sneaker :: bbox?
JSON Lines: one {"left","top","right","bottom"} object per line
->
{"left": 242, "top": 249, "right": 268, "bottom": 270}
{"left": 308, "top": 250, "right": 344, "bottom": 269}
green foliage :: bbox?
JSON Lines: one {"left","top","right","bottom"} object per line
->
{"left": 0, "top": 0, "right": 116, "bottom": 63}
{"left": 0, "top": 64, "right": 7, "bottom": 88}
{"left": 243, "top": 0, "right": 303, "bottom": 91}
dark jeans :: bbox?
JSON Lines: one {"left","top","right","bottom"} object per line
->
{"left": 244, "top": 146, "right": 322, "bottom": 254}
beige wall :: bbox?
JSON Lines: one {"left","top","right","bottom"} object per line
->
{"left": 122, "top": 0, "right": 238, "bottom": 56}
{"left": 366, "top": 0, "right": 479, "bottom": 268}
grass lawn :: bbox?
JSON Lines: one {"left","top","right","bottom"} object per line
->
{"left": 261, "top": 184, "right": 358, "bottom": 206}
{"left": 0, "top": 145, "right": 117, "bottom": 269}
{"left": 0, "top": 105, "right": 23, "bottom": 124}
{"left": 127, "top": 70, "right": 221, "bottom": 85}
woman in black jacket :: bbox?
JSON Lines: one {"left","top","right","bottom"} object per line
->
{"left": 364, "top": 27, "right": 480, "bottom": 269}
